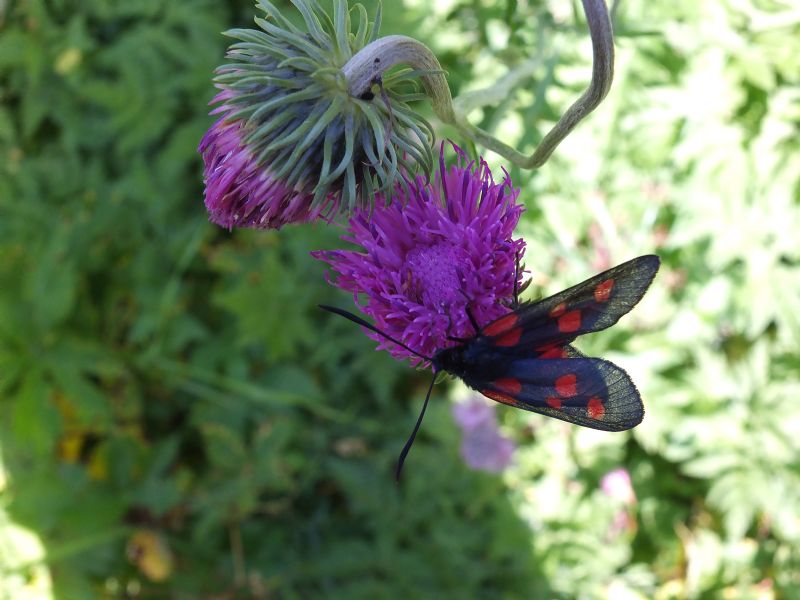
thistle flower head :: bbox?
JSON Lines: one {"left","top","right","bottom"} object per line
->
{"left": 200, "top": 0, "right": 435, "bottom": 230}
{"left": 452, "top": 398, "right": 515, "bottom": 473}
{"left": 313, "top": 143, "right": 526, "bottom": 365}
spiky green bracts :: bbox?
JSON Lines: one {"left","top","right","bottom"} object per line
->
{"left": 200, "top": 0, "right": 438, "bottom": 230}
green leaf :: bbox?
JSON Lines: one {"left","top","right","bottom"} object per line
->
{"left": 10, "top": 370, "right": 61, "bottom": 457}
{"left": 200, "top": 423, "right": 247, "bottom": 472}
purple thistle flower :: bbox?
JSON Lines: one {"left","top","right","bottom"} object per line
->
{"left": 199, "top": 92, "right": 334, "bottom": 230}
{"left": 452, "top": 397, "right": 515, "bottom": 473}
{"left": 313, "top": 143, "right": 526, "bottom": 365}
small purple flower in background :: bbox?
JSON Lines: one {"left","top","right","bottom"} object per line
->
{"left": 601, "top": 468, "right": 637, "bottom": 505}
{"left": 601, "top": 467, "right": 637, "bottom": 537}
{"left": 452, "top": 397, "right": 515, "bottom": 472}
{"left": 313, "top": 143, "right": 526, "bottom": 365}
{"left": 452, "top": 397, "right": 496, "bottom": 431}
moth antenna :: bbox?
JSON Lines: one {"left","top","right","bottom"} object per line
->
{"left": 318, "top": 305, "right": 433, "bottom": 361}
{"left": 396, "top": 370, "right": 437, "bottom": 482}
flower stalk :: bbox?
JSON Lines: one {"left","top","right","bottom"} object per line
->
{"left": 341, "top": 0, "right": 615, "bottom": 170}
{"left": 342, "top": 35, "right": 457, "bottom": 124}
{"left": 459, "top": 0, "right": 615, "bottom": 169}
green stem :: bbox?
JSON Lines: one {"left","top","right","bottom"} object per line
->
{"left": 342, "top": 0, "right": 615, "bottom": 170}
{"left": 456, "top": 0, "right": 615, "bottom": 168}
{"left": 342, "top": 34, "right": 456, "bottom": 123}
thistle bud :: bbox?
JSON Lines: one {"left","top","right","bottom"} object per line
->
{"left": 199, "top": 0, "right": 436, "bottom": 230}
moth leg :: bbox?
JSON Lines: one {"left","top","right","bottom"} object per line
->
{"left": 464, "top": 304, "right": 480, "bottom": 336}
{"left": 513, "top": 250, "right": 520, "bottom": 308}
{"left": 444, "top": 309, "right": 470, "bottom": 342}
{"left": 513, "top": 248, "right": 522, "bottom": 309}
{"left": 454, "top": 286, "right": 482, "bottom": 335}
{"left": 511, "top": 248, "right": 532, "bottom": 309}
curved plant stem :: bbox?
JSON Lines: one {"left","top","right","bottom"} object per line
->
{"left": 456, "top": 0, "right": 615, "bottom": 168}
{"left": 342, "top": 34, "right": 456, "bottom": 123}
{"left": 342, "top": 0, "right": 615, "bottom": 170}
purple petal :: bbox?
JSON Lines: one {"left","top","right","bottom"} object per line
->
{"left": 452, "top": 398, "right": 516, "bottom": 473}
{"left": 199, "top": 113, "right": 336, "bottom": 230}
{"left": 600, "top": 468, "right": 636, "bottom": 505}
{"left": 313, "top": 143, "right": 526, "bottom": 365}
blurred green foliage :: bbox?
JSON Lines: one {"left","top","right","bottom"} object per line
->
{"left": 1, "top": 0, "right": 799, "bottom": 598}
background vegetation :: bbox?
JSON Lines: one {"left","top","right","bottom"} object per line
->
{"left": 2, "top": 0, "right": 799, "bottom": 598}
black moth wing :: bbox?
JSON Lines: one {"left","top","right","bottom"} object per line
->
{"left": 478, "top": 346, "right": 644, "bottom": 431}
{"left": 481, "top": 255, "right": 660, "bottom": 354}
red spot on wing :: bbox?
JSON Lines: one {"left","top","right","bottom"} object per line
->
{"left": 537, "top": 346, "right": 568, "bottom": 359}
{"left": 549, "top": 302, "right": 566, "bottom": 318}
{"left": 494, "top": 327, "right": 522, "bottom": 347}
{"left": 483, "top": 313, "right": 518, "bottom": 336}
{"left": 483, "top": 389, "right": 517, "bottom": 406}
{"left": 555, "top": 374, "right": 577, "bottom": 397}
{"left": 558, "top": 310, "right": 582, "bottom": 333}
{"left": 493, "top": 378, "right": 522, "bottom": 395}
{"left": 539, "top": 348, "right": 568, "bottom": 359}
{"left": 587, "top": 397, "right": 605, "bottom": 419}
{"left": 594, "top": 278, "right": 615, "bottom": 303}
{"left": 546, "top": 397, "right": 562, "bottom": 409}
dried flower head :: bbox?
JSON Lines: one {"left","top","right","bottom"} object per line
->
{"left": 199, "top": 0, "right": 435, "bottom": 230}
{"left": 313, "top": 143, "right": 526, "bottom": 365}
{"left": 452, "top": 398, "right": 515, "bottom": 473}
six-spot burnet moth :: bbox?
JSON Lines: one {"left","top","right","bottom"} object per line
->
{"left": 320, "top": 254, "right": 660, "bottom": 479}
